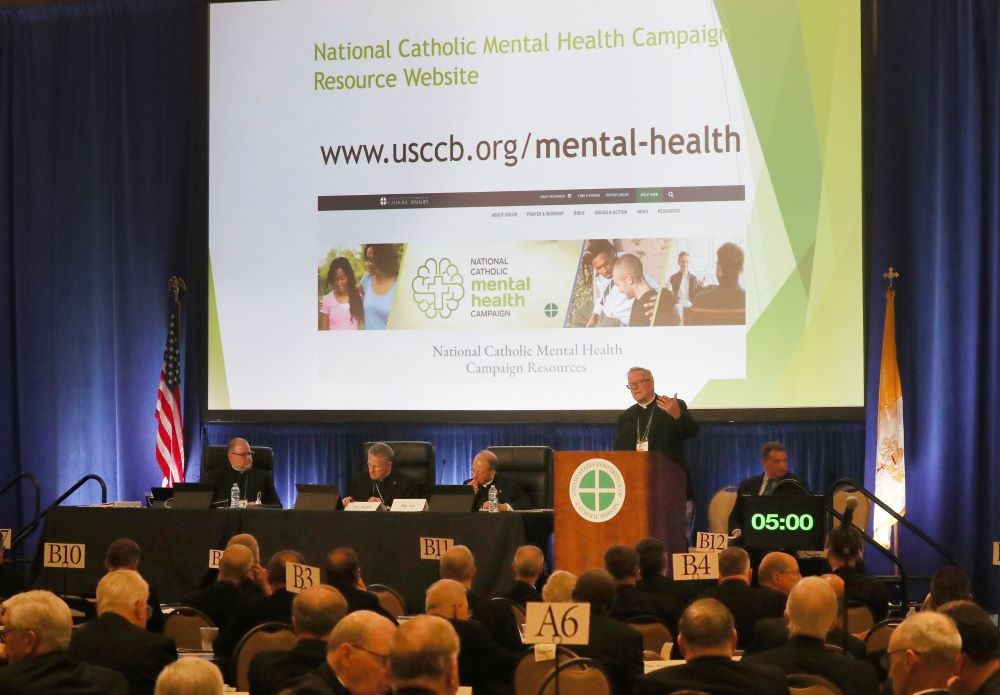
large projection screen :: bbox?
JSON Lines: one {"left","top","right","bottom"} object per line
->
{"left": 207, "top": 0, "right": 864, "bottom": 418}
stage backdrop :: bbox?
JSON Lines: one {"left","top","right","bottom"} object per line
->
{"left": 1, "top": 0, "right": 997, "bottom": 609}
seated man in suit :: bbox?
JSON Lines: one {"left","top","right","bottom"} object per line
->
{"left": 439, "top": 546, "right": 520, "bottom": 653}
{"left": 937, "top": 601, "right": 1000, "bottom": 695}
{"left": 104, "top": 538, "right": 165, "bottom": 633}
{"left": 505, "top": 545, "right": 543, "bottom": 605}
{"left": 636, "top": 598, "right": 789, "bottom": 695}
{"left": 756, "top": 552, "right": 801, "bottom": 612}
{"left": 389, "top": 614, "right": 461, "bottom": 695}
{"left": 604, "top": 545, "right": 676, "bottom": 628}
{"left": 248, "top": 584, "right": 348, "bottom": 695}
{"left": 342, "top": 442, "right": 422, "bottom": 508}
{"left": 541, "top": 570, "right": 576, "bottom": 603}
{"left": 181, "top": 544, "right": 258, "bottom": 630}
{"left": 200, "top": 437, "right": 281, "bottom": 507}
{"left": 743, "top": 577, "right": 878, "bottom": 695}
{"left": 697, "top": 547, "right": 781, "bottom": 649}
{"left": 424, "top": 579, "right": 515, "bottom": 695}
{"left": 729, "top": 441, "right": 810, "bottom": 538}
{"left": 68, "top": 570, "right": 177, "bottom": 695}
{"left": 290, "top": 610, "right": 397, "bottom": 695}
{"left": 826, "top": 523, "right": 889, "bottom": 621}
{"left": 885, "top": 611, "right": 962, "bottom": 695}
{"left": 923, "top": 565, "right": 973, "bottom": 611}
{"left": 0, "top": 590, "right": 129, "bottom": 695}
{"left": 464, "top": 450, "right": 532, "bottom": 511}
{"left": 690, "top": 241, "right": 746, "bottom": 313}
{"left": 323, "top": 547, "right": 395, "bottom": 622}
{"left": 154, "top": 659, "right": 224, "bottom": 695}
{"left": 570, "top": 569, "right": 643, "bottom": 695}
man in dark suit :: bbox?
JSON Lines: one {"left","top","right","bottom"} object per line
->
{"left": 389, "top": 615, "right": 461, "bottom": 695}
{"left": 68, "top": 570, "right": 177, "bottom": 695}
{"left": 290, "top": 610, "right": 398, "bottom": 695}
{"left": 323, "top": 547, "right": 396, "bottom": 622}
{"left": 743, "top": 577, "right": 878, "bottom": 695}
{"left": 464, "top": 450, "right": 533, "bottom": 511}
{"left": 424, "top": 579, "right": 515, "bottom": 695}
{"left": 697, "top": 547, "right": 777, "bottom": 649}
{"left": 342, "top": 442, "right": 422, "bottom": 508}
{"left": 690, "top": 242, "right": 746, "bottom": 314}
{"left": 635, "top": 537, "right": 706, "bottom": 637}
{"left": 0, "top": 590, "right": 129, "bottom": 695}
{"left": 571, "top": 569, "right": 643, "bottom": 695}
{"left": 885, "top": 611, "right": 962, "bottom": 695}
{"left": 728, "top": 441, "right": 810, "bottom": 537}
{"left": 103, "top": 538, "right": 165, "bottom": 633}
{"left": 604, "top": 545, "right": 676, "bottom": 628}
{"left": 182, "top": 544, "right": 258, "bottom": 629}
{"left": 756, "top": 552, "right": 801, "bottom": 613}
{"left": 938, "top": 601, "right": 1000, "bottom": 695}
{"left": 827, "top": 524, "right": 889, "bottom": 621}
{"left": 636, "top": 598, "right": 789, "bottom": 695}
{"left": 505, "top": 545, "right": 543, "bottom": 605}
{"left": 614, "top": 367, "right": 698, "bottom": 511}
{"left": 439, "top": 545, "right": 521, "bottom": 654}
{"left": 200, "top": 437, "right": 282, "bottom": 506}
{"left": 248, "top": 585, "right": 348, "bottom": 695}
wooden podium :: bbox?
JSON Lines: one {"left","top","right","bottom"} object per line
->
{"left": 553, "top": 451, "right": 688, "bottom": 575}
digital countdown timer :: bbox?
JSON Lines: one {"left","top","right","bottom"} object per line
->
{"left": 741, "top": 495, "right": 826, "bottom": 550}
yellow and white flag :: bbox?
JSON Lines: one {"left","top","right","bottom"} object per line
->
{"left": 873, "top": 288, "right": 905, "bottom": 548}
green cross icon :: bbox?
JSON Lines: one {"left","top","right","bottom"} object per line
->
{"left": 544, "top": 303, "right": 558, "bottom": 318}
{"left": 578, "top": 470, "right": 617, "bottom": 512}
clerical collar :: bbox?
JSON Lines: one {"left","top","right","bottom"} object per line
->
{"left": 638, "top": 394, "right": 656, "bottom": 408}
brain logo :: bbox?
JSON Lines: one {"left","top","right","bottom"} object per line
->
{"left": 412, "top": 258, "right": 465, "bottom": 319}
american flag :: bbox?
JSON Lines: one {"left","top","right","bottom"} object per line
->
{"left": 155, "top": 297, "right": 185, "bottom": 485}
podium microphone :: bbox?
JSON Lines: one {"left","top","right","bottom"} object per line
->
{"left": 842, "top": 496, "right": 859, "bottom": 528}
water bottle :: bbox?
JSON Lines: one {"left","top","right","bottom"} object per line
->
{"left": 230, "top": 483, "right": 240, "bottom": 508}
{"left": 488, "top": 485, "right": 499, "bottom": 513}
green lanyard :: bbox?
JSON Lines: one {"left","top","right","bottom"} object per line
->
{"left": 636, "top": 404, "right": 654, "bottom": 444}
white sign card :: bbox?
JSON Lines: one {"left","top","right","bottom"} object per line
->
{"left": 346, "top": 501, "right": 382, "bottom": 512}
{"left": 208, "top": 549, "right": 224, "bottom": 569}
{"left": 286, "top": 562, "right": 321, "bottom": 593}
{"left": 693, "top": 532, "right": 728, "bottom": 551}
{"left": 524, "top": 602, "right": 591, "bottom": 645}
{"left": 534, "top": 644, "right": 556, "bottom": 662}
{"left": 672, "top": 551, "right": 720, "bottom": 580}
{"left": 0, "top": 528, "right": 10, "bottom": 550}
{"left": 43, "top": 542, "right": 86, "bottom": 569}
{"left": 419, "top": 537, "right": 455, "bottom": 560}
{"left": 391, "top": 498, "right": 428, "bottom": 512}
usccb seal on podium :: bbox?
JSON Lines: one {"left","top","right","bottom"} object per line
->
{"left": 569, "top": 458, "right": 626, "bottom": 523}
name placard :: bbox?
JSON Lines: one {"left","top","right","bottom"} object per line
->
{"left": 43, "top": 542, "right": 86, "bottom": 569}
{"left": 644, "top": 660, "right": 672, "bottom": 674}
{"left": 208, "top": 549, "right": 224, "bottom": 569}
{"left": 346, "top": 501, "right": 382, "bottom": 512}
{"left": 993, "top": 541, "right": 999, "bottom": 566}
{"left": 693, "top": 532, "right": 728, "bottom": 551}
{"left": 286, "top": 562, "right": 321, "bottom": 593}
{"left": 524, "top": 602, "right": 591, "bottom": 645}
{"left": 391, "top": 498, "right": 428, "bottom": 512}
{"left": 671, "top": 551, "right": 719, "bottom": 580}
{"left": 533, "top": 644, "right": 556, "bottom": 662}
{"left": 419, "top": 537, "right": 455, "bottom": 560}
{"left": 0, "top": 528, "right": 10, "bottom": 550}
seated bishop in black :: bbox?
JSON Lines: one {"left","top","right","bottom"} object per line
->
{"left": 200, "top": 437, "right": 281, "bottom": 506}
{"left": 342, "top": 442, "right": 423, "bottom": 508}
{"left": 463, "top": 449, "right": 534, "bottom": 511}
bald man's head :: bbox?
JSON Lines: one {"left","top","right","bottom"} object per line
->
{"left": 439, "top": 546, "right": 475, "bottom": 586}
{"left": 512, "top": 545, "right": 544, "bottom": 582}
{"left": 390, "top": 615, "right": 460, "bottom": 695}
{"left": 786, "top": 577, "right": 838, "bottom": 639}
{"left": 218, "top": 544, "right": 253, "bottom": 583}
{"left": 758, "top": 552, "right": 801, "bottom": 594}
{"left": 425, "top": 580, "right": 469, "bottom": 622}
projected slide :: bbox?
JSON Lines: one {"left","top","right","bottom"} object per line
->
{"left": 208, "top": 0, "right": 862, "bottom": 413}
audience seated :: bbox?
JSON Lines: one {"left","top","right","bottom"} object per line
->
{"left": 923, "top": 565, "right": 973, "bottom": 611}
{"left": 696, "top": 547, "right": 777, "bottom": 648}
{"left": 0, "top": 590, "right": 129, "bottom": 695}
{"left": 827, "top": 524, "right": 889, "bottom": 621}
{"left": 214, "top": 549, "right": 305, "bottom": 660}
{"left": 389, "top": 614, "right": 461, "bottom": 695}
{"left": 743, "top": 576, "right": 878, "bottom": 695}
{"left": 154, "top": 658, "right": 224, "bottom": 695}
{"left": 540, "top": 570, "right": 576, "bottom": 603}
{"left": 504, "top": 545, "right": 543, "bottom": 605}
{"left": 884, "top": 611, "right": 961, "bottom": 695}
{"left": 439, "top": 545, "right": 520, "bottom": 653}
{"left": 323, "top": 547, "right": 395, "bottom": 623}
{"left": 569, "top": 568, "right": 643, "bottom": 695}
{"left": 290, "top": 610, "right": 397, "bottom": 695}
{"left": 182, "top": 544, "right": 257, "bottom": 629}
{"left": 937, "top": 600, "right": 1000, "bottom": 695}
{"left": 424, "top": 578, "right": 515, "bottom": 695}
{"left": 68, "top": 569, "right": 178, "bottom": 695}
{"left": 635, "top": 598, "right": 789, "bottom": 695}
{"left": 756, "top": 552, "right": 800, "bottom": 609}
{"left": 104, "top": 538, "right": 165, "bottom": 633}
{"left": 604, "top": 545, "right": 676, "bottom": 627}
{"left": 690, "top": 242, "right": 746, "bottom": 312}
{"left": 247, "top": 584, "right": 348, "bottom": 695}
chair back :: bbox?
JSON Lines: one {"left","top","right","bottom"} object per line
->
{"left": 487, "top": 446, "right": 554, "bottom": 509}
{"left": 369, "top": 583, "right": 408, "bottom": 619}
{"left": 233, "top": 622, "right": 296, "bottom": 692}
{"left": 163, "top": 606, "right": 214, "bottom": 651}
{"left": 492, "top": 596, "right": 527, "bottom": 628}
{"left": 625, "top": 616, "right": 673, "bottom": 655}
{"left": 536, "top": 657, "right": 610, "bottom": 695}
{"left": 832, "top": 485, "right": 871, "bottom": 533}
{"left": 200, "top": 445, "right": 274, "bottom": 477}
{"left": 514, "top": 647, "right": 577, "bottom": 695}
{"left": 707, "top": 486, "right": 738, "bottom": 534}
{"left": 845, "top": 602, "right": 875, "bottom": 634}
{"left": 364, "top": 441, "right": 435, "bottom": 488}
{"left": 864, "top": 618, "right": 902, "bottom": 654}
{"left": 686, "top": 307, "right": 746, "bottom": 325}
{"left": 787, "top": 673, "right": 845, "bottom": 695}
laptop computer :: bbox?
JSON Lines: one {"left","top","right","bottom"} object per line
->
{"left": 294, "top": 483, "right": 341, "bottom": 511}
{"left": 428, "top": 485, "right": 474, "bottom": 513}
{"left": 167, "top": 483, "right": 216, "bottom": 510}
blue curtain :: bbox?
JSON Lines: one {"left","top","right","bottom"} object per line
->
{"left": 1, "top": 0, "right": 997, "bottom": 610}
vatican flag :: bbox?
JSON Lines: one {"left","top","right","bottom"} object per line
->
{"left": 873, "top": 288, "right": 905, "bottom": 548}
